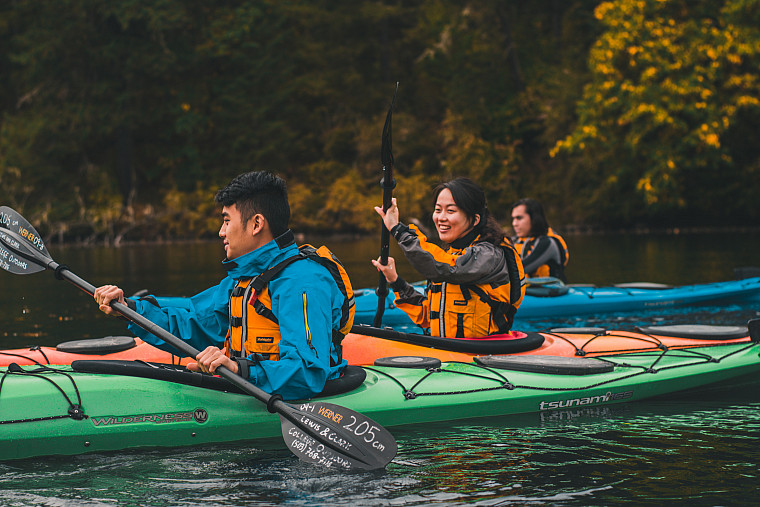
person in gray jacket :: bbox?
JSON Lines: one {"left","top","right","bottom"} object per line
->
{"left": 372, "top": 178, "right": 525, "bottom": 338}
{"left": 510, "top": 198, "right": 569, "bottom": 282}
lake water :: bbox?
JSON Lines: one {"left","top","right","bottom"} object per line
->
{"left": 1, "top": 231, "right": 759, "bottom": 505}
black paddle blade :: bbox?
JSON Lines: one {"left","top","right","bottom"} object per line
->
{"left": 0, "top": 207, "right": 50, "bottom": 275}
{"left": 0, "top": 206, "right": 51, "bottom": 257}
{"left": 0, "top": 230, "right": 45, "bottom": 274}
{"left": 280, "top": 401, "right": 397, "bottom": 471}
{"left": 380, "top": 83, "right": 398, "bottom": 170}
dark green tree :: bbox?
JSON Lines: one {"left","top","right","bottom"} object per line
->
{"left": 552, "top": 0, "right": 760, "bottom": 226}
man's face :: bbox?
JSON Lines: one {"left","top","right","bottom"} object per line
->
{"left": 219, "top": 204, "right": 258, "bottom": 260}
{"left": 511, "top": 204, "right": 532, "bottom": 238}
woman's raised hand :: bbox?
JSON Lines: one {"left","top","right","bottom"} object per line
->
{"left": 374, "top": 197, "right": 399, "bottom": 232}
{"left": 372, "top": 256, "right": 399, "bottom": 283}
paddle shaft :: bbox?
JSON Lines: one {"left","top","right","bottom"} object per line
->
{"left": 373, "top": 83, "right": 398, "bottom": 327}
{"left": 378, "top": 152, "right": 395, "bottom": 266}
{"left": 373, "top": 180, "right": 393, "bottom": 327}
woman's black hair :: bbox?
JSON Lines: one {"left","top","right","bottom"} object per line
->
{"left": 215, "top": 171, "right": 290, "bottom": 237}
{"left": 432, "top": 177, "right": 505, "bottom": 245}
{"left": 511, "top": 198, "right": 548, "bottom": 236}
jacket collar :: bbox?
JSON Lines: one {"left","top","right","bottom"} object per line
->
{"left": 222, "top": 229, "right": 298, "bottom": 278}
{"left": 449, "top": 228, "right": 480, "bottom": 250}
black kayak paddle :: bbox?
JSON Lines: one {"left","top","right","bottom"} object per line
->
{"left": 0, "top": 205, "right": 397, "bottom": 471}
{"left": 373, "top": 83, "right": 399, "bottom": 328}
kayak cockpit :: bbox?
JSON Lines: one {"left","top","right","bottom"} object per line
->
{"left": 71, "top": 360, "right": 366, "bottom": 399}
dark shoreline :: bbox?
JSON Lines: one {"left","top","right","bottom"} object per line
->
{"left": 42, "top": 224, "right": 760, "bottom": 248}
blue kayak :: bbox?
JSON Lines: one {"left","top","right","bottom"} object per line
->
{"left": 353, "top": 272, "right": 760, "bottom": 329}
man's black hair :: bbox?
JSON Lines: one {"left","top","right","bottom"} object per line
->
{"left": 215, "top": 171, "right": 290, "bottom": 237}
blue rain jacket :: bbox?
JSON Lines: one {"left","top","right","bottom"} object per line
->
{"left": 126, "top": 234, "right": 347, "bottom": 400}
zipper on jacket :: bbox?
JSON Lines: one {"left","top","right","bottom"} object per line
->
{"left": 439, "top": 282, "right": 447, "bottom": 337}
{"left": 302, "top": 292, "right": 316, "bottom": 354}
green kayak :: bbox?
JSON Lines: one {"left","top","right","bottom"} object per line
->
{"left": 1, "top": 338, "right": 759, "bottom": 462}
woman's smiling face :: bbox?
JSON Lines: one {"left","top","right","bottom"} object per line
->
{"left": 432, "top": 188, "right": 478, "bottom": 243}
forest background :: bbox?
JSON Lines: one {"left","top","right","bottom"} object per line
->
{"left": 1, "top": 0, "right": 759, "bottom": 244}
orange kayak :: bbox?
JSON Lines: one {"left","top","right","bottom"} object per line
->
{"left": 342, "top": 324, "right": 756, "bottom": 365}
{"left": 2, "top": 324, "right": 753, "bottom": 368}
{"left": 0, "top": 336, "right": 188, "bottom": 367}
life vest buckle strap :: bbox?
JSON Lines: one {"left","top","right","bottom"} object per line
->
{"left": 253, "top": 300, "right": 279, "bottom": 324}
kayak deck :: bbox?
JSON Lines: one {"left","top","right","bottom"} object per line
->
{"left": 0, "top": 337, "right": 187, "bottom": 367}
{"left": 342, "top": 324, "right": 755, "bottom": 365}
{"left": 1, "top": 339, "right": 759, "bottom": 462}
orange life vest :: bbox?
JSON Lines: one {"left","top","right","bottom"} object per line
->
{"left": 224, "top": 245, "right": 354, "bottom": 363}
{"left": 425, "top": 239, "right": 525, "bottom": 338}
{"left": 513, "top": 228, "right": 569, "bottom": 279}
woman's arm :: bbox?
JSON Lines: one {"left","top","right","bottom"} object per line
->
{"left": 394, "top": 224, "right": 508, "bottom": 285}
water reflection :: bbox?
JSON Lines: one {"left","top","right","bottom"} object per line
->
{"left": 1, "top": 385, "right": 757, "bottom": 505}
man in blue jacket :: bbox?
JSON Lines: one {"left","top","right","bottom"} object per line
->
{"left": 94, "top": 171, "right": 351, "bottom": 400}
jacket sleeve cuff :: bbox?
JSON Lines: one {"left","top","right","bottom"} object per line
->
{"left": 139, "top": 295, "right": 160, "bottom": 308}
{"left": 124, "top": 295, "right": 159, "bottom": 313}
{"left": 391, "top": 222, "right": 409, "bottom": 240}
{"left": 234, "top": 358, "right": 253, "bottom": 380}
{"left": 117, "top": 298, "right": 137, "bottom": 321}
{"left": 390, "top": 276, "right": 422, "bottom": 302}
{"left": 389, "top": 275, "right": 408, "bottom": 291}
